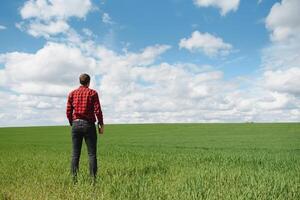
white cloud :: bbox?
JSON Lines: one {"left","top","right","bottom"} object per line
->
{"left": 263, "top": 68, "right": 300, "bottom": 95}
{"left": 0, "top": 40, "right": 237, "bottom": 125}
{"left": 1, "top": 38, "right": 300, "bottom": 126}
{"left": 260, "top": 43, "right": 300, "bottom": 99}
{"left": 98, "top": 61, "right": 236, "bottom": 123}
{"left": 0, "top": 25, "right": 6, "bottom": 30}
{"left": 265, "top": 0, "right": 300, "bottom": 43}
{"left": 262, "top": 0, "right": 300, "bottom": 98}
{"left": 261, "top": 42, "right": 300, "bottom": 71}
{"left": 102, "top": 13, "right": 113, "bottom": 25}
{"left": 18, "top": 0, "right": 92, "bottom": 37}
{"left": 258, "top": 92, "right": 292, "bottom": 110}
{"left": 179, "top": 31, "right": 233, "bottom": 57}
{"left": 0, "top": 70, "right": 6, "bottom": 86}
{"left": 193, "top": 0, "right": 240, "bottom": 16}
{"left": 2, "top": 0, "right": 300, "bottom": 126}
{"left": 0, "top": 91, "right": 67, "bottom": 126}
{"left": 93, "top": 44, "right": 298, "bottom": 123}
{"left": 243, "top": 0, "right": 300, "bottom": 121}
{"left": 20, "top": 0, "right": 92, "bottom": 20}
{"left": 0, "top": 42, "right": 96, "bottom": 96}
{"left": 26, "top": 19, "right": 69, "bottom": 38}
{"left": 3, "top": 2, "right": 300, "bottom": 126}
{"left": 94, "top": 44, "right": 171, "bottom": 71}
{"left": 0, "top": 42, "right": 175, "bottom": 125}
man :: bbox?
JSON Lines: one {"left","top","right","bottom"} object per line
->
{"left": 66, "top": 73, "right": 104, "bottom": 183}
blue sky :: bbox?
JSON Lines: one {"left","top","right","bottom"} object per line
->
{"left": 0, "top": 0, "right": 274, "bottom": 72}
{"left": 0, "top": 0, "right": 299, "bottom": 126}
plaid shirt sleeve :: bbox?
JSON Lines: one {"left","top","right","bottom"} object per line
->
{"left": 92, "top": 92, "right": 104, "bottom": 126}
{"left": 66, "top": 92, "right": 73, "bottom": 126}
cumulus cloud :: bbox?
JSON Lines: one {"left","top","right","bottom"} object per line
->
{"left": 93, "top": 44, "right": 171, "bottom": 71}
{"left": 24, "top": 19, "right": 69, "bottom": 38}
{"left": 263, "top": 68, "right": 300, "bottom": 95}
{"left": 18, "top": 0, "right": 92, "bottom": 37}
{"left": 0, "top": 40, "right": 248, "bottom": 125}
{"left": 92, "top": 43, "right": 299, "bottom": 123}
{"left": 261, "top": 42, "right": 300, "bottom": 71}
{"left": 262, "top": 0, "right": 300, "bottom": 99}
{"left": 179, "top": 31, "right": 233, "bottom": 57}
{"left": 265, "top": 0, "right": 300, "bottom": 43}
{"left": 0, "top": 91, "right": 66, "bottom": 127}
{"left": 1, "top": 0, "right": 300, "bottom": 126}
{"left": 258, "top": 92, "right": 292, "bottom": 110}
{"left": 0, "top": 42, "right": 96, "bottom": 96}
{"left": 193, "top": 0, "right": 240, "bottom": 16}
{"left": 98, "top": 61, "right": 236, "bottom": 123}
{"left": 0, "top": 41, "right": 176, "bottom": 125}
{"left": 242, "top": 0, "right": 300, "bottom": 122}
{"left": 20, "top": 0, "right": 92, "bottom": 20}
{"left": 1, "top": 37, "right": 300, "bottom": 126}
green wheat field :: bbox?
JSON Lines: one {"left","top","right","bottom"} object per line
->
{"left": 0, "top": 123, "right": 299, "bottom": 200}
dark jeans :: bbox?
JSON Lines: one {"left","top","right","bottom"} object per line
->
{"left": 71, "top": 119, "right": 97, "bottom": 180}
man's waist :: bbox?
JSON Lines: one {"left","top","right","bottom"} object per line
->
{"left": 73, "top": 115, "right": 95, "bottom": 123}
{"left": 72, "top": 113, "right": 95, "bottom": 120}
{"left": 74, "top": 119, "right": 89, "bottom": 122}
{"left": 73, "top": 118, "right": 95, "bottom": 125}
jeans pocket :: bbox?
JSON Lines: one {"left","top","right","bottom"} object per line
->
{"left": 72, "top": 121, "right": 81, "bottom": 132}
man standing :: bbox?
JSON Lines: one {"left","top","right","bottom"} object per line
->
{"left": 66, "top": 73, "right": 104, "bottom": 183}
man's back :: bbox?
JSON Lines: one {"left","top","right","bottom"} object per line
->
{"left": 66, "top": 85, "right": 103, "bottom": 126}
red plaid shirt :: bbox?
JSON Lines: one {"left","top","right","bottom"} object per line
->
{"left": 66, "top": 85, "right": 104, "bottom": 126}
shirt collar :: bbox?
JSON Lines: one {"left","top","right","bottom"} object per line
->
{"left": 79, "top": 85, "right": 88, "bottom": 88}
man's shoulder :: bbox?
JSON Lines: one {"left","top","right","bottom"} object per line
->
{"left": 68, "top": 87, "right": 99, "bottom": 97}
{"left": 69, "top": 88, "right": 77, "bottom": 94}
{"left": 88, "top": 88, "right": 98, "bottom": 96}
{"left": 68, "top": 88, "right": 80, "bottom": 97}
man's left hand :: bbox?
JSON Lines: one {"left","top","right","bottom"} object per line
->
{"left": 98, "top": 124, "right": 104, "bottom": 134}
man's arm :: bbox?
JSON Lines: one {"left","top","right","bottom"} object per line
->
{"left": 66, "top": 93, "right": 73, "bottom": 126}
{"left": 93, "top": 92, "right": 104, "bottom": 134}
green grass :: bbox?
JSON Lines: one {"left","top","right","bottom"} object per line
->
{"left": 0, "top": 123, "right": 299, "bottom": 200}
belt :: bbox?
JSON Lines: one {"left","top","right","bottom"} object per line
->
{"left": 74, "top": 119, "right": 88, "bottom": 122}
{"left": 73, "top": 119, "right": 95, "bottom": 125}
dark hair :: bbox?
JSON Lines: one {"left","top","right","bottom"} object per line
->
{"left": 79, "top": 73, "right": 90, "bottom": 85}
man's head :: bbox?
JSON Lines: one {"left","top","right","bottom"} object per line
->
{"left": 79, "top": 73, "right": 90, "bottom": 86}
